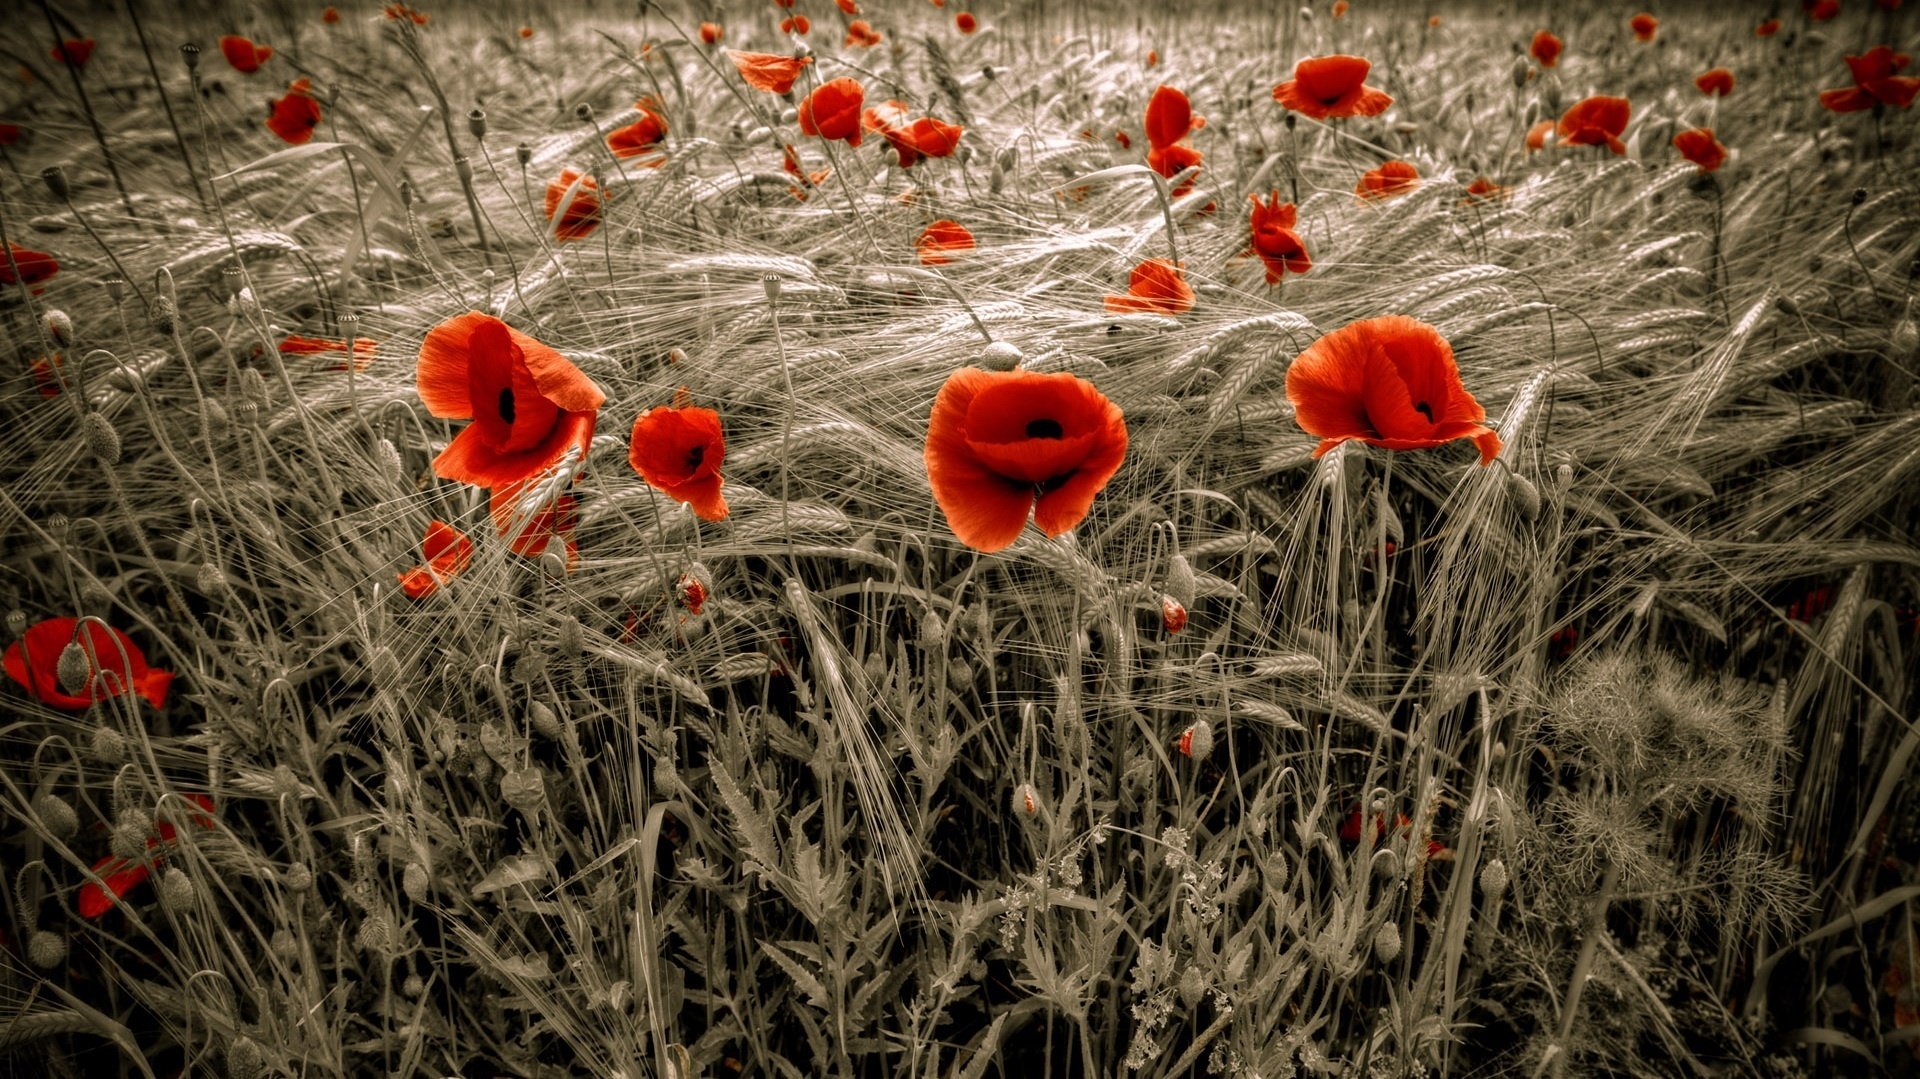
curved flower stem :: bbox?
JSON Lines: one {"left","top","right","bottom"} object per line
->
{"left": 1148, "top": 171, "right": 1183, "bottom": 266}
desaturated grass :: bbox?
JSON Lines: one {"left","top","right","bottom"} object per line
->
{"left": 0, "top": 2, "right": 1916, "bottom": 1076}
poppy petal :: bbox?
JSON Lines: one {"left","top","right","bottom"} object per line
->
{"left": 433, "top": 408, "right": 595, "bottom": 489}
{"left": 416, "top": 311, "right": 493, "bottom": 418}
{"left": 79, "top": 857, "right": 151, "bottom": 919}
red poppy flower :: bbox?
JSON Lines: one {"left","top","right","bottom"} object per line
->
{"left": 268, "top": 78, "right": 322, "bottom": 144}
{"left": 1805, "top": 0, "right": 1840, "bottom": 20}
{"left": 1, "top": 243, "right": 59, "bottom": 290}
{"left": 544, "top": 168, "right": 604, "bottom": 241}
{"left": 1332, "top": 0, "right": 1349, "bottom": 15}
{"left": 844, "top": 20, "right": 882, "bottom": 47}
{"left": 517, "top": 26, "right": 534, "bottom": 38}
{"left": 323, "top": 6, "right": 341, "bottom": 23}
{"left": 31, "top": 353, "right": 62, "bottom": 397}
{"left": 1273, "top": 55, "right": 1393, "bottom": 120}
{"left": 1556, "top": 95, "right": 1630, "bottom": 154}
{"left": 1146, "top": 143, "right": 1204, "bottom": 196}
{"left": 799, "top": 77, "right": 865, "bottom": 146}
{"left": 0, "top": 123, "right": 20, "bottom": 145}
{"left": 1105, "top": 258, "right": 1194, "bottom": 316}
{"left": 50, "top": 39, "right": 95, "bottom": 67}
{"left": 384, "top": 4, "right": 430, "bottom": 24}
{"left": 1144, "top": 85, "right": 1198, "bottom": 149}
{"left": 1525, "top": 119, "right": 1555, "bottom": 152}
{"left": 1756, "top": 18, "right": 1780, "bottom": 34}
{"left": 1146, "top": 49, "right": 1159, "bottom": 67}
{"left": 730, "top": 50, "right": 812, "bottom": 94}
{"left": 1530, "top": 30, "right": 1562, "bottom": 68}
{"left": 956, "top": 12, "right": 977, "bottom": 32}
{"left": 1672, "top": 127, "right": 1726, "bottom": 172}
{"left": 924, "top": 367, "right": 1128, "bottom": 552}
{"left": 5, "top": 617, "right": 173, "bottom": 711}
{"left": 1338, "top": 806, "right": 1447, "bottom": 856}
{"left": 77, "top": 794, "right": 216, "bottom": 919}
{"left": 1286, "top": 315, "right": 1502, "bottom": 464}
{"left": 490, "top": 485, "right": 579, "bottom": 566}
{"left": 279, "top": 333, "right": 378, "bottom": 371}
{"left": 781, "top": 15, "right": 811, "bottom": 34}
{"left": 864, "top": 102, "right": 963, "bottom": 167}
{"left": 220, "top": 35, "right": 273, "bottom": 74}
{"left": 917, "top": 219, "right": 975, "bottom": 265}
{"left": 1247, "top": 192, "right": 1309, "bottom": 284}
{"left": 700, "top": 22, "right": 723, "bottom": 44}
{"left": 1694, "top": 68, "right": 1734, "bottom": 96}
{"left": 1820, "top": 46, "right": 1920, "bottom": 111}
{"left": 1464, "top": 176, "right": 1508, "bottom": 201}
{"left": 396, "top": 520, "right": 474, "bottom": 599}
{"left": 1356, "top": 159, "right": 1419, "bottom": 199}
{"left": 415, "top": 311, "right": 605, "bottom": 490}
{"left": 607, "top": 102, "right": 669, "bottom": 161}
{"left": 775, "top": 0, "right": 795, "bottom": 7}
{"left": 628, "top": 404, "right": 729, "bottom": 521}
{"left": 1629, "top": 13, "right": 1657, "bottom": 41}
{"left": 837, "top": 0, "right": 860, "bottom": 12}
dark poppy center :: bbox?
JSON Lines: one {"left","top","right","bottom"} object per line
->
{"left": 685, "top": 443, "right": 706, "bottom": 471}
{"left": 1414, "top": 401, "right": 1434, "bottom": 423}
{"left": 498, "top": 387, "right": 516, "bottom": 424}
{"left": 1026, "top": 418, "right": 1064, "bottom": 439}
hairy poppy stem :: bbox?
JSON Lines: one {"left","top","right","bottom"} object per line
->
{"left": 36, "top": 0, "right": 138, "bottom": 225}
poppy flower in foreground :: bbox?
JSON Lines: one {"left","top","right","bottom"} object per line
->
{"left": 1629, "top": 13, "right": 1657, "bottom": 41}
{"left": 628, "top": 402, "right": 729, "bottom": 521}
{"left": 267, "top": 78, "right": 323, "bottom": 144}
{"left": 1819, "top": 46, "right": 1920, "bottom": 111}
{"left": 837, "top": 0, "right": 860, "bottom": 15}
{"left": 799, "top": 77, "right": 866, "bottom": 146}
{"left": 1557, "top": 95, "right": 1630, "bottom": 154}
{"left": 700, "top": 22, "right": 722, "bottom": 44}
{"left": 1672, "top": 127, "right": 1727, "bottom": 172}
{"left": 490, "top": 485, "right": 580, "bottom": 566}
{"left": 1357, "top": 159, "right": 1419, "bottom": 200}
{"left": 1145, "top": 85, "right": 1199, "bottom": 150}
{"left": 1105, "top": 258, "right": 1194, "bottom": 316}
{"left": 51, "top": 39, "right": 95, "bottom": 67}
{"left": 5, "top": 617, "right": 173, "bottom": 711}
{"left": 77, "top": 794, "right": 217, "bottom": 919}
{"left": 1273, "top": 55, "right": 1392, "bottom": 120}
{"left": 1756, "top": 18, "right": 1780, "bottom": 35}
{"left": 1, "top": 243, "right": 59, "bottom": 290}
{"left": 219, "top": 34, "right": 273, "bottom": 74}
{"left": 1525, "top": 119, "right": 1555, "bottom": 152}
{"left": 1694, "top": 68, "right": 1734, "bottom": 96}
{"left": 1147, "top": 143, "right": 1205, "bottom": 196}
{"left": 844, "top": 20, "right": 882, "bottom": 47}
{"left": 917, "top": 219, "right": 975, "bottom": 265}
{"left": 1530, "top": 30, "right": 1562, "bottom": 68}
{"left": 279, "top": 333, "right": 378, "bottom": 371}
{"left": 1247, "top": 192, "right": 1310, "bottom": 283}
{"left": 924, "top": 367, "right": 1128, "bottom": 552}
{"left": 729, "top": 51, "right": 812, "bottom": 94}
{"left": 544, "top": 169, "right": 604, "bottom": 241}
{"left": 607, "top": 101, "right": 668, "bottom": 162}
{"left": 1286, "top": 315, "right": 1502, "bottom": 464}
{"left": 397, "top": 520, "right": 474, "bottom": 599}
{"left": 415, "top": 311, "right": 605, "bottom": 489}
{"left": 956, "top": 12, "right": 977, "bottom": 32}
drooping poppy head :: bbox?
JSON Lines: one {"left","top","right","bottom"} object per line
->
{"left": 1273, "top": 55, "right": 1393, "bottom": 120}
{"left": 51, "top": 39, "right": 95, "bottom": 67}
{"left": 77, "top": 794, "right": 217, "bottom": 918}
{"left": 917, "top": 219, "right": 975, "bottom": 265}
{"left": 607, "top": 103, "right": 668, "bottom": 161}
{"left": 219, "top": 35, "right": 274, "bottom": 74}
{"left": 1147, "top": 143, "right": 1204, "bottom": 196}
{"left": 798, "top": 77, "right": 866, "bottom": 146}
{"left": 415, "top": 311, "right": 605, "bottom": 490}
{"left": 700, "top": 22, "right": 723, "bottom": 44}
{"left": 728, "top": 50, "right": 812, "bottom": 94}
{"left": 1694, "top": 68, "right": 1734, "bottom": 96}
{"left": 956, "top": 12, "right": 977, "bottom": 32}
{"left": 1822, "top": 45, "right": 1920, "bottom": 110}
{"left": 1285, "top": 315, "right": 1502, "bottom": 464}
{"left": 781, "top": 14, "right": 812, "bottom": 34}
{"left": 1145, "top": 85, "right": 1197, "bottom": 149}
{"left": 1805, "top": 0, "right": 1840, "bottom": 20}
{"left": 1247, "top": 191, "right": 1310, "bottom": 284}
{"left": 267, "top": 77, "right": 322, "bottom": 144}
{"left": 1525, "top": 118, "right": 1555, "bottom": 152}
{"left": 1105, "top": 258, "right": 1195, "bottom": 316}
{"left": 279, "top": 333, "right": 378, "bottom": 371}
{"left": 628, "top": 404, "right": 729, "bottom": 521}
{"left": 924, "top": 367, "right": 1128, "bottom": 552}
{"left": 490, "top": 485, "right": 579, "bottom": 566}
{"left": 5, "top": 617, "right": 173, "bottom": 711}
{"left": 1530, "top": 30, "right": 1562, "bottom": 68}
{"left": 397, "top": 520, "right": 474, "bottom": 599}
{"left": 1464, "top": 176, "right": 1508, "bottom": 201}
{"left": 1, "top": 243, "right": 59, "bottom": 290}
{"left": 544, "top": 168, "right": 604, "bottom": 241}
{"left": 1672, "top": 127, "right": 1726, "bottom": 172}
{"left": 1556, "top": 95, "right": 1630, "bottom": 154}
{"left": 844, "top": 20, "right": 882, "bottom": 47}
{"left": 1629, "top": 12, "right": 1657, "bottom": 41}
{"left": 1756, "top": 18, "right": 1780, "bottom": 34}
{"left": 1356, "top": 159, "right": 1419, "bottom": 199}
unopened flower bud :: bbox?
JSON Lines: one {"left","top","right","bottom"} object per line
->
{"left": 529, "top": 700, "right": 564, "bottom": 739}
{"left": 403, "top": 861, "right": 430, "bottom": 903}
{"left": 1507, "top": 472, "right": 1540, "bottom": 522}
{"left": 151, "top": 296, "right": 177, "bottom": 335}
{"left": 111, "top": 810, "right": 152, "bottom": 861}
{"left": 1480, "top": 858, "right": 1509, "bottom": 897}
{"left": 1373, "top": 920, "right": 1403, "bottom": 962}
{"left": 226, "top": 1036, "right": 264, "bottom": 1079}
{"left": 44, "top": 309, "right": 73, "bottom": 345}
{"left": 57, "top": 640, "right": 91, "bottom": 695}
{"left": 89, "top": 725, "right": 127, "bottom": 763}
{"left": 158, "top": 865, "right": 194, "bottom": 907}
{"left": 1014, "top": 781, "right": 1041, "bottom": 817}
{"left": 27, "top": 930, "right": 67, "bottom": 970}
{"left": 1177, "top": 718, "right": 1212, "bottom": 760}
{"left": 34, "top": 792, "right": 79, "bottom": 839}
{"left": 1161, "top": 594, "right": 1188, "bottom": 635}
{"left": 282, "top": 863, "right": 313, "bottom": 892}
{"left": 82, "top": 413, "right": 121, "bottom": 464}
{"left": 1510, "top": 56, "right": 1530, "bottom": 88}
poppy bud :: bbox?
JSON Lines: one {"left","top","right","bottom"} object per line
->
{"left": 918, "top": 608, "right": 946, "bottom": 647}
{"left": 402, "top": 861, "right": 429, "bottom": 903}
{"left": 530, "top": 700, "right": 564, "bottom": 739}
{"left": 1014, "top": 781, "right": 1041, "bottom": 817}
{"left": 467, "top": 108, "right": 487, "bottom": 139}
{"left": 196, "top": 563, "right": 229, "bottom": 595}
{"left": 516, "top": 142, "right": 532, "bottom": 167}
{"left": 33, "top": 792, "right": 79, "bottom": 839}
{"left": 1373, "top": 920, "right": 1402, "bottom": 962}
{"left": 1177, "top": 718, "right": 1212, "bottom": 760}
{"left": 1510, "top": 56, "right": 1529, "bottom": 88}
{"left": 240, "top": 366, "right": 269, "bottom": 405}
{"left": 947, "top": 657, "right": 973, "bottom": 692}
{"left": 270, "top": 929, "right": 298, "bottom": 960}
{"left": 41, "top": 166, "right": 70, "bottom": 201}
{"left": 979, "top": 341, "right": 1023, "bottom": 371}
{"left": 1480, "top": 858, "right": 1509, "bottom": 896}
{"left": 1161, "top": 595, "right": 1188, "bottom": 635}
{"left": 89, "top": 725, "right": 127, "bottom": 763}
{"left": 282, "top": 863, "right": 313, "bottom": 891}
{"left": 27, "top": 930, "right": 67, "bottom": 970}
{"left": 158, "top": 866, "right": 194, "bottom": 907}
{"left": 1166, "top": 553, "right": 1197, "bottom": 607}
{"left": 103, "top": 277, "right": 125, "bottom": 303}
{"left": 402, "top": 973, "right": 426, "bottom": 998}
{"left": 1178, "top": 966, "right": 1208, "bottom": 1008}
{"left": 57, "top": 639, "right": 91, "bottom": 695}
{"left": 45, "top": 309, "right": 73, "bottom": 345}
{"left": 227, "top": 1037, "right": 265, "bottom": 1079}
{"left": 780, "top": 106, "right": 799, "bottom": 124}
{"left": 152, "top": 295, "right": 177, "bottom": 335}
{"left": 556, "top": 616, "right": 583, "bottom": 658}
{"left": 1776, "top": 295, "right": 1799, "bottom": 316}
{"left": 81, "top": 412, "right": 121, "bottom": 464}
{"left": 1507, "top": 472, "right": 1540, "bottom": 522}
{"left": 746, "top": 125, "right": 772, "bottom": 144}
{"left": 111, "top": 810, "right": 152, "bottom": 860}
{"left": 181, "top": 43, "right": 202, "bottom": 70}
{"left": 538, "top": 549, "right": 567, "bottom": 577}
{"left": 374, "top": 438, "right": 404, "bottom": 486}
{"left": 667, "top": 347, "right": 689, "bottom": 365}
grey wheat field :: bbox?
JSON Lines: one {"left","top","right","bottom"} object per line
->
{"left": 0, "top": 1, "right": 1917, "bottom": 1076}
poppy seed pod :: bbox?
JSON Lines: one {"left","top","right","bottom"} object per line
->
{"left": 82, "top": 412, "right": 122, "bottom": 464}
{"left": 573, "top": 102, "right": 594, "bottom": 123}
{"left": 402, "top": 861, "right": 429, "bottom": 903}
{"left": 762, "top": 273, "right": 782, "bottom": 302}
{"left": 41, "top": 166, "right": 70, "bottom": 201}
{"left": 33, "top": 792, "right": 79, "bottom": 839}
{"left": 181, "top": 43, "right": 202, "bottom": 70}
{"left": 467, "top": 108, "right": 487, "bottom": 138}
{"left": 455, "top": 156, "right": 473, "bottom": 184}
{"left": 27, "top": 930, "right": 67, "bottom": 970}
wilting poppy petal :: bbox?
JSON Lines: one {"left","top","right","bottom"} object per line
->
{"left": 629, "top": 404, "right": 729, "bottom": 521}
{"left": 1694, "top": 68, "right": 1734, "bottom": 97}
{"left": 397, "top": 520, "right": 474, "bottom": 599}
{"left": 607, "top": 104, "right": 668, "bottom": 161}
{"left": 219, "top": 35, "right": 273, "bottom": 74}
{"left": 4, "top": 617, "right": 173, "bottom": 711}
{"left": 1630, "top": 13, "right": 1658, "bottom": 41}
{"left": 1105, "top": 258, "right": 1194, "bottom": 315}
{"left": 78, "top": 857, "right": 150, "bottom": 918}
{"left": 1557, "top": 95, "right": 1630, "bottom": 154}
{"left": 543, "top": 168, "right": 605, "bottom": 241}
{"left": 1357, "top": 159, "right": 1419, "bottom": 200}
{"left": 729, "top": 50, "right": 812, "bottom": 94}
{"left": 1530, "top": 30, "right": 1562, "bottom": 68}
{"left": 917, "top": 220, "right": 975, "bottom": 265}
{"left": 798, "top": 77, "right": 866, "bottom": 146}
{"left": 1673, "top": 127, "right": 1727, "bottom": 172}
{"left": 280, "top": 334, "right": 378, "bottom": 371}
{"left": 490, "top": 486, "right": 579, "bottom": 565}
{"left": 267, "top": 78, "right": 322, "bottom": 144}
{"left": 1273, "top": 55, "right": 1393, "bottom": 120}
{"left": 1286, "top": 315, "right": 1501, "bottom": 464}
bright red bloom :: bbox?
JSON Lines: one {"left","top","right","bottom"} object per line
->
{"left": 490, "top": 485, "right": 579, "bottom": 566}
{"left": 1805, "top": 0, "right": 1840, "bottom": 20}
{"left": 1273, "top": 55, "right": 1392, "bottom": 120}
{"left": 268, "top": 77, "right": 322, "bottom": 144}
{"left": 837, "top": 0, "right": 860, "bottom": 12}
{"left": 1525, "top": 119, "right": 1554, "bottom": 152}
{"left": 1145, "top": 85, "right": 1198, "bottom": 150}
{"left": 924, "top": 367, "right": 1128, "bottom": 552}
{"left": 1356, "top": 159, "right": 1419, "bottom": 199}
{"left": 844, "top": 20, "right": 882, "bottom": 47}
{"left": 279, "top": 333, "right": 378, "bottom": 371}
{"left": 1147, "top": 143, "right": 1204, "bottom": 196}
{"left": 323, "top": 7, "right": 341, "bottom": 24}
{"left": 5, "top": 617, "right": 173, "bottom": 711}
{"left": 1, "top": 243, "right": 59, "bottom": 290}
{"left": 1530, "top": 30, "right": 1562, "bottom": 68}
{"left": 51, "top": 39, "right": 95, "bottom": 67}
{"left": 700, "top": 22, "right": 723, "bottom": 44}
{"left": 1695, "top": 68, "right": 1734, "bottom": 96}
{"left": 1630, "top": 12, "right": 1657, "bottom": 41}
{"left": 607, "top": 101, "right": 668, "bottom": 162}
{"left": 799, "top": 77, "right": 866, "bottom": 146}
{"left": 1672, "top": 127, "right": 1726, "bottom": 172}
{"left": 1247, "top": 192, "right": 1310, "bottom": 284}
{"left": 1105, "top": 258, "right": 1194, "bottom": 316}
{"left": 864, "top": 102, "right": 963, "bottom": 167}
{"left": 1820, "top": 46, "right": 1920, "bottom": 111}
{"left": 1756, "top": 18, "right": 1780, "bottom": 34}
{"left": 628, "top": 404, "right": 729, "bottom": 521}
{"left": 1464, "top": 176, "right": 1508, "bottom": 201}
{"left": 415, "top": 311, "right": 605, "bottom": 490}
{"left": 917, "top": 219, "right": 975, "bottom": 265}
{"left": 396, "top": 521, "right": 474, "bottom": 599}
{"left": 544, "top": 168, "right": 604, "bottom": 241}
{"left": 729, "top": 50, "right": 812, "bottom": 94}
{"left": 781, "top": 15, "right": 811, "bottom": 34}
{"left": 1162, "top": 596, "right": 1189, "bottom": 635}
{"left": 1286, "top": 315, "right": 1501, "bottom": 464}
{"left": 219, "top": 35, "right": 273, "bottom": 74}
{"left": 1557, "top": 95, "right": 1630, "bottom": 154}
{"left": 956, "top": 12, "right": 977, "bottom": 32}
{"left": 77, "top": 794, "right": 216, "bottom": 919}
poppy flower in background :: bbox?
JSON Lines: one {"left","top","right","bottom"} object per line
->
{"left": 865, "top": 102, "right": 963, "bottom": 168}
{"left": 956, "top": 12, "right": 977, "bottom": 32}
{"left": 1557, "top": 95, "right": 1630, "bottom": 154}
{"left": 384, "top": 3, "right": 430, "bottom": 24}
{"left": 219, "top": 35, "right": 273, "bottom": 73}
{"left": 1756, "top": 18, "right": 1780, "bottom": 34}
{"left": 31, "top": 354, "right": 63, "bottom": 397}
{"left": 1146, "top": 49, "right": 1159, "bottom": 67}
{"left": 1247, "top": 192, "right": 1310, "bottom": 283}
{"left": 323, "top": 7, "right": 341, "bottom": 23}
{"left": 5, "top": 617, "right": 173, "bottom": 711}
{"left": 1673, "top": 127, "right": 1727, "bottom": 172}
{"left": 415, "top": 311, "right": 605, "bottom": 490}
{"left": 397, "top": 520, "right": 474, "bottom": 599}
{"left": 1525, "top": 119, "right": 1555, "bottom": 152}
{"left": 917, "top": 219, "right": 975, "bottom": 264}
{"left": 799, "top": 77, "right": 866, "bottom": 146}
{"left": 490, "top": 486, "right": 580, "bottom": 566}
{"left": 1105, "top": 258, "right": 1195, "bottom": 316}
{"left": 1356, "top": 159, "right": 1419, "bottom": 199}
{"left": 279, "top": 333, "right": 378, "bottom": 371}
{"left": 844, "top": 20, "right": 882, "bottom": 47}
{"left": 0, "top": 123, "right": 21, "bottom": 145}
{"left": 77, "top": 793, "right": 217, "bottom": 919}
{"left": 1695, "top": 68, "right": 1734, "bottom": 96}
{"left": 1804, "top": 0, "right": 1840, "bottom": 20}
{"left": 1464, "top": 176, "right": 1508, "bottom": 201}
{"left": 1273, "top": 55, "right": 1393, "bottom": 120}
{"left": 837, "top": 0, "right": 860, "bottom": 13}
{"left": 923, "top": 367, "right": 1128, "bottom": 552}
{"left": 700, "top": 22, "right": 722, "bottom": 44}
{"left": 1147, "top": 143, "right": 1204, "bottom": 196}
{"left": 518, "top": 26, "right": 534, "bottom": 39}
{"left": 1530, "top": 30, "right": 1562, "bottom": 68}
{"left": 50, "top": 39, "right": 95, "bottom": 67}
{"left": 729, "top": 50, "right": 812, "bottom": 94}
{"left": 1286, "top": 314, "right": 1503, "bottom": 464}
{"left": 544, "top": 168, "right": 605, "bottom": 241}
{"left": 1630, "top": 13, "right": 1657, "bottom": 41}
{"left": 1144, "top": 85, "right": 1199, "bottom": 150}
{"left": 1, "top": 243, "right": 59, "bottom": 290}
{"left": 781, "top": 15, "right": 811, "bottom": 35}
{"left": 1338, "top": 806, "right": 1448, "bottom": 857}
{"left": 1819, "top": 46, "right": 1919, "bottom": 111}
{"left": 267, "top": 78, "right": 323, "bottom": 144}
{"left": 628, "top": 403, "right": 729, "bottom": 521}
{"left": 607, "top": 101, "right": 669, "bottom": 161}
